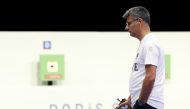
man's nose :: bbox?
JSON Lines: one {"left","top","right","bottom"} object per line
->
{"left": 125, "top": 25, "right": 129, "bottom": 31}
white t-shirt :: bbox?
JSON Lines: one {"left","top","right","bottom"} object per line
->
{"left": 129, "top": 33, "right": 165, "bottom": 109}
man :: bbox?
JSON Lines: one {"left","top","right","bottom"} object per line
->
{"left": 117, "top": 6, "right": 165, "bottom": 109}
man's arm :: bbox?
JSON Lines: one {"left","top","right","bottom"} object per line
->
{"left": 139, "top": 64, "right": 156, "bottom": 103}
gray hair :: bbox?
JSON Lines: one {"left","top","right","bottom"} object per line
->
{"left": 122, "top": 6, "right": 150, "bottom": 25}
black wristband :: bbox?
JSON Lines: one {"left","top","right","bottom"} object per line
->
{"left": 137, "top": 99, "right": 145, "bottom": 106}
{"left": 133, "top": 99, "right": 145, "bottom": 109}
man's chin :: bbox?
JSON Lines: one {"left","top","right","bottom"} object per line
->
{"left": 130, "top": 33, "right": 135, "bottom": 37}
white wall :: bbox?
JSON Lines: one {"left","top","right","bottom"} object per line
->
{"left": 0, "top": 32, "right": 189, "bottom": 109}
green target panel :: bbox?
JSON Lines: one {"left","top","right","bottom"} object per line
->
{"left": 40, "top": 55, "right": 64, "bottom": 81}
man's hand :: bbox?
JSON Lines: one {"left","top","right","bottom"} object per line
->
{"left": 115, "top": 98, "right": 127, "bottom": 109}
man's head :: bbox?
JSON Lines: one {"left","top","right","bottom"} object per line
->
{"left": 123, "top": 6, "right": 150, "bottom": 26}
{"left": 122, "top": 6, "right": 151, "bottom": 39}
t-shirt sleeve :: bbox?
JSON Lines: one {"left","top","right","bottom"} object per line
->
{"left": 143, "top": 43, "right": 159, "bottom": 66}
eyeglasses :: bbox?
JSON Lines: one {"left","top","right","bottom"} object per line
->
{"left": 126, "top": 18, "right": 139, "bottom": 26}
